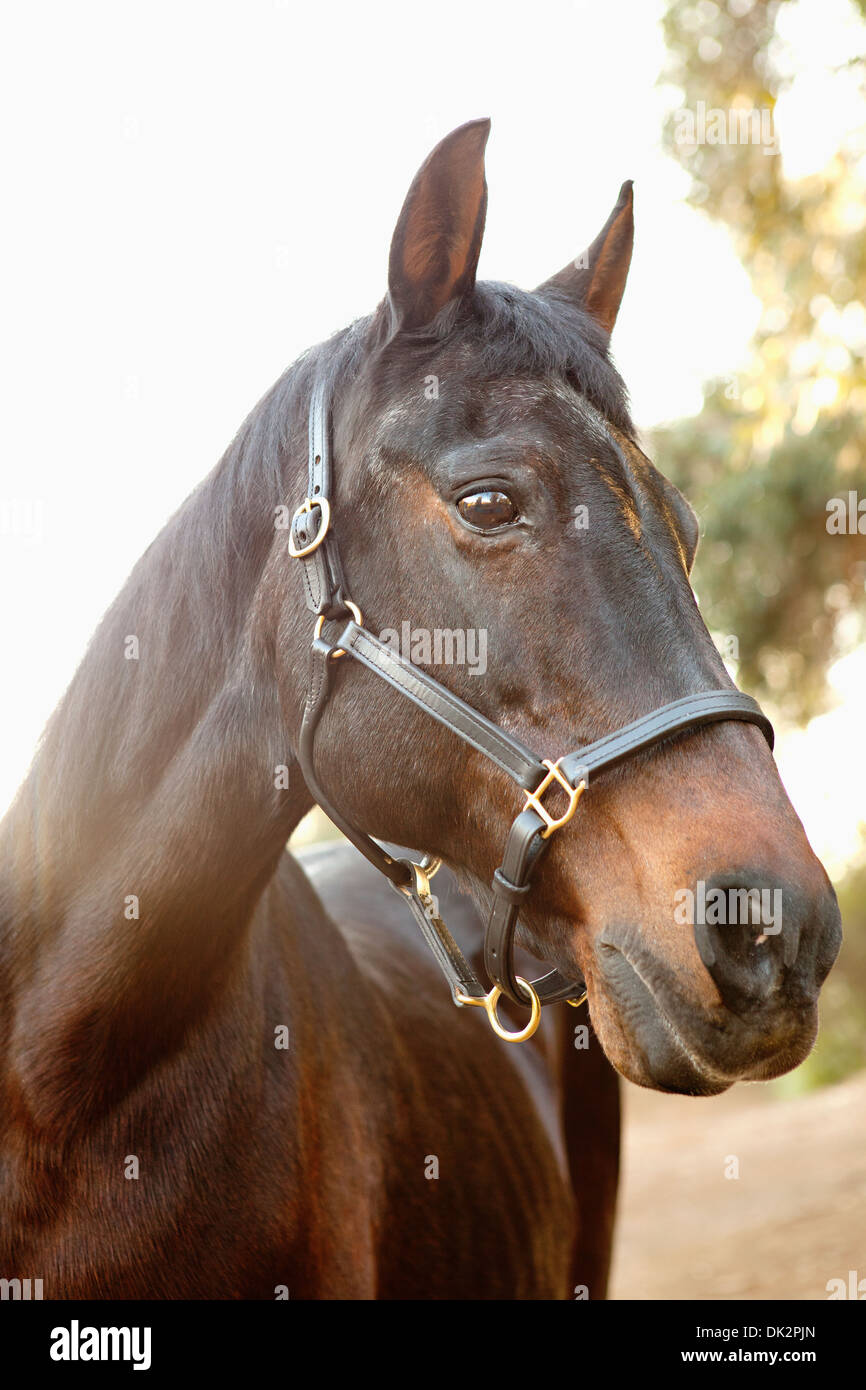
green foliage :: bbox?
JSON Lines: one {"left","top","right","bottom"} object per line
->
{"left": 657, "top": 400, "right": 865, "bottom": 722}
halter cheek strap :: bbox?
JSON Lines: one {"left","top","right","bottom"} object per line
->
{"left": 290, "top": 382, "right": 775, "bottom": 1042}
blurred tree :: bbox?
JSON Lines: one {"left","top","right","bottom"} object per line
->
{"left": 655, "top": 0, "right": 866, "bottom": 724}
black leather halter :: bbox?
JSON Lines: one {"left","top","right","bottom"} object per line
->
{"left": 290, "top": 381, "right": 775, "bottom": 1042}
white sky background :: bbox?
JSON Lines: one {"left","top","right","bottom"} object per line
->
{"left": 0, "top": 0, "right": 863, "bottom": 874}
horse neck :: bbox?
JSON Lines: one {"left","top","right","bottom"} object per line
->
{"left": 0, "top": 373, "right": 314, "bottom": 942}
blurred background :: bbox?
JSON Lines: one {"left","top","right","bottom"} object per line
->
{"left": 1, "top": 0, "right": 864, "bottom": 1297}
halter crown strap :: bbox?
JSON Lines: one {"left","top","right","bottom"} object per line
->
{"left": 290, "top": 379, "right": 346, "bottom": 616}
{"left": 291, "top": 384, "right": 776, "bottom": 1039}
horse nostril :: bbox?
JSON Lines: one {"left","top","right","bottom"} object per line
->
{"left": 688, "top": 875, "right": 792, "bottom": 1010}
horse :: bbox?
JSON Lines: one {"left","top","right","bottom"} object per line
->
{"left": 0, "top": 119, "right": 841, "bottom": 1300}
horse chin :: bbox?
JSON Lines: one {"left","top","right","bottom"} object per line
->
{"left": 584, "top": 945, "right": 820, "bottom": 1097}
{"left": 588, "top": 991, "right": 735, "bottom": 1097}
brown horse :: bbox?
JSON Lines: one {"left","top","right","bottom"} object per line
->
{"left": 0, "top": 120, "right": 840, "bottom": 1300}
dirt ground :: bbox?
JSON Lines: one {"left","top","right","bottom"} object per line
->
{"left": 609, "top": 1070, "right": 866, "bottom": 1301}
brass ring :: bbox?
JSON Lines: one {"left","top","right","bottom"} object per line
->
{"left": 313, "top": 600, "right": 363, "bottom": 658}
{"left": 486, "top": 977, "right": 542, "bottom": 1042}
{"left": 456, "top": 976, "right": 542, "bottom": 1044}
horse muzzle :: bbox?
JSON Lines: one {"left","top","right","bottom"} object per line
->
{"left": 588, "top": 886, "right": 842, "bottom": 1094}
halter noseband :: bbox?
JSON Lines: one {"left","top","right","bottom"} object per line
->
{"left": 289, "top": 381, "right": 774, "bottom": 1043}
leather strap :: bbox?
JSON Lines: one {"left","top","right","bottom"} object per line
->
{"left": 559, "top": 690, "right": 774, "bottom": 785}
{"left": 485, "top": 811, "right": 579, "bottom": 1005}
{"left": 298, "top": 631, "right": 411, "bottom": 888}
{"left": 291, "top": 380, "right": 346, "bottom": 617}
{"left": 335, "top": 621, "right": 545, "bottom": 790}
{"left": 390, "top": 866, "right": 488, "bottom": 1003}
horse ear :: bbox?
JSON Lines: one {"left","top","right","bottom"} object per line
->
{"left": 536, "top": 181, "right": 634, "bottom": 334}
{"left": 387, "top": 118, "right": 491, "bottom": 333}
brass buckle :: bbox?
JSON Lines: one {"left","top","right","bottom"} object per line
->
{"left": 313, "top": 600, "right": 363, "bottom": 659}
{"left": 288, "top": 497, "right": 331, "bottom": 557}
{"left": 524, "top": 759, "right": 586, "bottom": 839}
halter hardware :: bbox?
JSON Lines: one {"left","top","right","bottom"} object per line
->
{"left": 524, "top": 759, "right": 586, "bottom": 839}
{"left": 313, "top": 600, "right": 363, "bottom": 658}
{"left": 288, "top": 496, "right": 331, "bottom": 557}
{"left": 399, "top": 862, "right": 544, "bottom": 1041}
{"left": 455, "top": 976, "right": 542, "bottom": 1044}
{"left": 290, "top": 380, "right": 776, "bottom": 1045}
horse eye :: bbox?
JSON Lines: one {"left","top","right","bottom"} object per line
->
{"left": 457, "top": 490, "right": 518, "bottom": 531}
